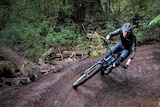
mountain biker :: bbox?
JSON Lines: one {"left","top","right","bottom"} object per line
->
{"left": 104, "top": 22, "right": 136, "bottom": 74}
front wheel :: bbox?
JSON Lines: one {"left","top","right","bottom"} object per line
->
{"left": 73, "top": 64, "right": 102, "bottom": 89}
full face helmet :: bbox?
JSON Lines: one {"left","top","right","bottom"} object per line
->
{"left": 122, "top": 23, "right": 133, "bottom": 32}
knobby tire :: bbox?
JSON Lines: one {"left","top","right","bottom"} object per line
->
{"left": 73, "top": 64, "right": 102, "bottom": 89}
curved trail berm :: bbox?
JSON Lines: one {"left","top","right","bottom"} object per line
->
{"left": 0, "top": 44, "right": 160, "bottom": 107}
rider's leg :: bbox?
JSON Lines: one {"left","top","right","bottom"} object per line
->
{"left": 105, "top": 41, "right": 122, "bottom": 58}
{"left": 113, "top": 49, "right": 130, "bottom": 67}
{"left": 104, "top": 44, "right": 129, "bottom": 74}
{"left": 104, "top": 41, "right": 123, "bottom": 74}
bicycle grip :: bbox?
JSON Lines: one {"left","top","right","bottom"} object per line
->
{"left": 103, "top": 38, "right": 108, "bottom": 45}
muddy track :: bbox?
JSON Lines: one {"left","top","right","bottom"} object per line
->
{"left": 0, "top": 44, "right": 160, "bottom": 107}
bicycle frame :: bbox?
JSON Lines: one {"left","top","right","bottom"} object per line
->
{"left": 103, "top": 38, "right": 117, "bottom": 66}
{"left": 73, "top": 38, "right": 117, "bottom": 89}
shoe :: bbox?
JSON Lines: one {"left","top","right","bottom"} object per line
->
{"left": 104, "top": 65, "right": 113, "bottom": 75}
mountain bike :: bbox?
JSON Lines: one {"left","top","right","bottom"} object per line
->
{"left": 73, "top": 38, "right": 120, "bottom": 89}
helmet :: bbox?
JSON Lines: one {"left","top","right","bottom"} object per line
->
{"left": 122, "top": 23, "right": 133, "bottom": 32}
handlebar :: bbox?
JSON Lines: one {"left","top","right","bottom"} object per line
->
{"left": 101, "top": 37, "right": 114, "bottom": 56}
{"left": 103, "top": 38, "right": 108, "bottom": 45}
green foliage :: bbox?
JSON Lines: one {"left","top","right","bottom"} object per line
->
{"left": 91, "top": 48, "right": 106, "bottom": 57}
{"left": 46, "top": 25, "right": 83, "bottom": 47}
{"left": 106, "top": 21, "right": 117, "bottom": 32}
{"left": 148, "top": 15, "right": 160, "bottom": 26}
{"left": 91, "top": 50, "right": 99, "bottom": 56}
{"left": 0, "top": 0, "right": 160, "bottom": 60}
{"left": 0, "top": 0, "right": 84, "bottom": 58}
{"left": 0, "top": 18, "right": 84, "bottom": 57}
{"left": 135, "top": 31, "right": 144, "bottom": 44}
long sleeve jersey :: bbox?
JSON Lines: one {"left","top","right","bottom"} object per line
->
{"left": 108, "top": 28, "right": 136, "bottom": 59}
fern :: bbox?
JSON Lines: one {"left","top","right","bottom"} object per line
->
{"left": 148, "top": 15, "right": 160, "bottom": 26}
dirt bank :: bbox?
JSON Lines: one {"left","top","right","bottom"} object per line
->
{"left": 0, "top": 44, "right": 160, "bottom": 107}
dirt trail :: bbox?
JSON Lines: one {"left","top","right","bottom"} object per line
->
{"left": 0, "top": 44, "right": 160, "bottom": 107}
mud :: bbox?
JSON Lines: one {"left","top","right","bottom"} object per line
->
{"left": 0, "top": 44, "right": 160, "bottom": 107}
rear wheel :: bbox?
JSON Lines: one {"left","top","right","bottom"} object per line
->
{"left": 73, "top": 64, "right": 102, "bottom": 89}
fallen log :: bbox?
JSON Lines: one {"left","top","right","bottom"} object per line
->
{"left": 0, "top": 77, "right": 32, "bottom": 86}
{"left": 0, "top": 44, "right": 32, "bottom": 71}
{"left": 0, "top": 43, "right": 42, "bottom": 79}
{"left": 0, "top": 44, "right": 63, "bottom": 87}
{"left": 0, "top": 61, "right": 15, "bottom": 77}
{"left": 0, "top": 44, "right": 45, "bottom": 87}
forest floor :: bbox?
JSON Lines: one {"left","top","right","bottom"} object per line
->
{"left": 0, "top": 43, "right": 160, "bottom": 107}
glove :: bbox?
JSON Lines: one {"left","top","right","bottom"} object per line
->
{"left": 103, "top": 38, "right": 108, "bottom": 45}
{"left": 123, "top": 64, "right": 129, "bottom": 69}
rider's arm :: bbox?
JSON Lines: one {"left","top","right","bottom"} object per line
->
{"left": 126, "top": 36, "right": 136, "bottom": 66}
{"left": 106, "top": 28, "right": 121, "bottom": 40}
{"left": 106, "top": 35, "right": 110, "bottom": 40}
{"left": 126, "top": 58, "right": 132, "bottom": 65}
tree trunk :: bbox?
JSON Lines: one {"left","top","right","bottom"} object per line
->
{"left": 73, "top": 0, "right": 85, "bottom": 23}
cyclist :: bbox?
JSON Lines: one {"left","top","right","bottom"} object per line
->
{"left": 105, "top": 22, "right": 136, "bottom": 74}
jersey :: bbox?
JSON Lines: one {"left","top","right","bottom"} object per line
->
{"left": 108, "top": 28, "right": 136, "bottom": 59}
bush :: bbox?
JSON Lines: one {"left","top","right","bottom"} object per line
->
{"left": 0, "top": 16, "right": 85, "bottom": 58}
